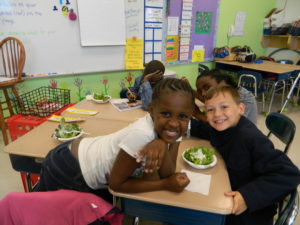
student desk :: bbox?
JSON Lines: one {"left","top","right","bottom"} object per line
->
{"left": 216, "top": 60, "right": 300, "bottom": 113}
{"left": 3, "top": 117, "right": 131, "bottom": 189}
{"left": 215, "top": 60, "right": 300, "bottom": 74}
{"left": 110, "top": 138, "right": 233, "bottom": 225}
{"left": 61, "top": 99, "right": 147, "bottom": 122}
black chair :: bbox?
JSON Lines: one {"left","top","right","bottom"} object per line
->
{"left": 198, "top": 63, "right": 209, "bottom": 76}
{"left": 265, "top": 112, "right": 296, "bottom": 154}
{"left": 237, "top": 70, "right": 266, "bottom": 112}
{"left": 274, "top": 189, "right": 299, "bottom": 225}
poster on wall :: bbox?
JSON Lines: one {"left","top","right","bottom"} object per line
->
{"left": 144, "top": 0, "right": 164, "bottom": 63}
{"left": 165, "top": 0, "right": 220, "bottom": 64}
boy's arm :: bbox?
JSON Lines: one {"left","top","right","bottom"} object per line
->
{"left": 237, "top": 135, "right": 300, "bottom": 212}
{"left": 190, "top": 118, "right": 211, "bottom": 140}
{"left": 109, "top": 149, "right": 190, "bottom": 193}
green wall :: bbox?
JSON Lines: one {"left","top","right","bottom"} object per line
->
{"left": 13, "top": 0, "right": 276, "bottom": 103}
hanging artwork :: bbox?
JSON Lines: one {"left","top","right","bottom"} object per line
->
{"left": 195, "top": 11, "right": 212, "bottom": 34}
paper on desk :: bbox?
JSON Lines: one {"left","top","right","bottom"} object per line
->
{"left": 65, "top": 107, "right": 98, "bottom": 115}
{"left": 181, "top": 169, "right": 211, "bottom": 195}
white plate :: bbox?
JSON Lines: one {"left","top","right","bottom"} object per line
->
{"left": 182, "top": 149, "right": 217, "bottom": 169}
{"left": 91, "top": 95, "right": 111, "bottom": 104}
{"left": 54, "top": 131, "right": 84, "bottom": 142}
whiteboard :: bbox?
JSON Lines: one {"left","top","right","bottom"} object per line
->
{"left": 0, "top": 0, "right": 143, "bottom": 76}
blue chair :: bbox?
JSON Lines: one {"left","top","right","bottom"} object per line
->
{"left": 276, "top": 59, "right": 294, "bottom": 65}
{"left": 237, "top": 70, "right": 266, "bottom": 112}
{"left": 274, "top": 189, "right": 299, "bottom": 225}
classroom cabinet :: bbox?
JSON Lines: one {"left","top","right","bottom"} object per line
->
{"left": 261, "top": 35, "right": 300, "bottom": 50}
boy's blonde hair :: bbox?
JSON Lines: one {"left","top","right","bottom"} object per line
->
{"left": 204, "top": 85, "right": 240, "bottom": 104}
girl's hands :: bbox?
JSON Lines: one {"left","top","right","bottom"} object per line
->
{"left": 135, "top": 139, "right": 168, "bottom": 173}
{"left": 225, "top": 191, "right": 247, "bottom": 215}
{"left": 166, "top": 172, "right": 190, "bottom": 192}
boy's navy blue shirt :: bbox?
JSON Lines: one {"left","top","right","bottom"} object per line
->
{"left": 191, "top": 116, "right": 300, "bottom": 225}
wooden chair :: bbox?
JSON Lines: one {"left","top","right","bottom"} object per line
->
{"left": 0, "top": 37, "right": 26, "bottom": 145}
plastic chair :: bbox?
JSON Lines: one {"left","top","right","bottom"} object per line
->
{"left": 198, "top": 63, "right": 209, "bottom": 76}
{"left": 0, "top": 37, "right": 25, "bottom": 145}
{"left": 237, "top": 70, "right": 266, "bottom": 112}
{"left": 265, "top": 112, "right": 296, "bottom": 154}
{"left": 276, "top": 59, "right": 294, "bottom": 65}
{"left": 274, "top": 189, "right": 299, "bottom": 225}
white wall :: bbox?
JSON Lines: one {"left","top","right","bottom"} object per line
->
{"left": 266, "top": 0, "right": 300, "bottom": 64}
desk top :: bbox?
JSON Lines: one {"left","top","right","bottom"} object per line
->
{"left": 61, "top": 99, "right": 147, "bottom": 122}
{"left": 110, "top": 138, "right": 233, "bottom": 215}
{"left": 216, "top": 60, "right": 300, "bottom": 74}
{"left": 4, "top": 118, "right": 130, "bottom": 158}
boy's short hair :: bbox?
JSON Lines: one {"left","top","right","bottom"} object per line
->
{"left": 143, "top": 60, "right": 165, "bottom": 76}
{"left": 205, "top": 85, "right": 240, "bottom": 104}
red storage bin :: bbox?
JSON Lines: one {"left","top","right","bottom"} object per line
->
{"left": 7, "top": 103, "right": 76, "bottom": 192}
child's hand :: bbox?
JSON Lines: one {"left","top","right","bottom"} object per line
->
{"left": 135, "top": 139, "right": 168, "bottom": 173}
{"left": 127, "top": 92, "right": 137, "bottom": 103}
{"left": 225, "top": 191, "right": 247, "bottom": 215}
{"left": 143, "top": 70, "right": 163, "bottom": 85}
{"left": 166, "top": 172, "right": 190, "bottom": 192}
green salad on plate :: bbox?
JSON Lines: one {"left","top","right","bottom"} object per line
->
{"left": 184, "top": 147, "right": 215, "bottom": 165}
{"left": 93, "top": 93, "right": 110, "bottom": 101}
{"left": 52, "top": 117, "right": 82, "bottom": 139}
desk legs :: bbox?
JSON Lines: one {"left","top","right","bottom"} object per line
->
{"left": 280, "top": 72, "right": 300, "bottom": 112}
{"left": 121, "top": 198, "right": 226, "bottom": 225}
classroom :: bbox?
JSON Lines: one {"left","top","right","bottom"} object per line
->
{"left": 0, "top": 0, "right": 300, "bottom": 224}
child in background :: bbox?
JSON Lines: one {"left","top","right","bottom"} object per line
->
{"left": 195, "top": 69, "right": 257, "bottom": 124}
{"left": 35, "top": 78, "right": 194, "bottom": 199}
{"left": 190, "top": 85, "right": 300, "bottom": 225}
{"left": 120, "top": 60, "right": 165, "bottom": 110}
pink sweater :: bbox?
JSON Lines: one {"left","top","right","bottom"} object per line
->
{"left": 0, "top": 189, "right": 123, "bottom": 225}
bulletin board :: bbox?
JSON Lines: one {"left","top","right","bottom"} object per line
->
{"left": 165, "top": 0, "right": 220, "bottom": 64}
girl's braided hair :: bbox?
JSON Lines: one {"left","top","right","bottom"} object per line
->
{"left": 152, "top": 78, "right": 195, "bottom": 105}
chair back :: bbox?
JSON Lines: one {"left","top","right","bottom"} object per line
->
{"left": 265, "top": 112, "right": 296, "bottom": 154}
{"left": 274, "top": 189, "right": 299, "bottom": 225}
{"left": 0, "top": 37, "right": 26, "bottom": 86}
{"left": 237, "top": 70, "right": 263, "bottom": 97}
{"left": 276, "top": 59, "right": 294, "bottom": 65}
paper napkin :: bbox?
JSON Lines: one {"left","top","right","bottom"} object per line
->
{"left": 181, "top": 169, "right": 211, "bottom": 195}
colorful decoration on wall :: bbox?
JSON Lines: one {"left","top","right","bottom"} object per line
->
{"left": 166, "top": 35, "right": 179, "bottom": 61}
{"left": 49, "top": 79, "right": 58, "bottom": 89}
{"left": 195, "top": 11, "right": 212, "bottom": 34}
{"left": 74, "top": 77, "right": 84, "bottom": 101}
{"left": 101, "top": 79, "right": 109, "bottom": 95}
{"left": 53, "top": 0, "right": 77, "bottom": 21}
{"left": 124, "top": 72, "right": 134, "bottom": 87}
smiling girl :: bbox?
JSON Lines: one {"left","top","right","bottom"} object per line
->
{"left": 35, "top": 78, "right": 194, "bottom": 199}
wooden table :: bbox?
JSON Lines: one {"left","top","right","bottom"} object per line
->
{"left": 215, "top": 60, "right": 300, "bottom": 74}
{"left": 4, "top": 100, "right": 233, "bottom": 225}
{"left": 61, "top": 99, "right": 147, "bottom": 122}
{"left": 216, "top": 60, "right": 300, "bottom": 113}
{"left": 110, "top": 138, "right": 233, "bottom": 225}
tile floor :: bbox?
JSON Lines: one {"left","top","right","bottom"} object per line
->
{"left": 0, "top": 98, "right": 299, "bottom": 225}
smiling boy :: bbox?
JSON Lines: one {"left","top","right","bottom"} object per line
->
{"left": 190, "top": 85, "right": 300, "bottom": 225}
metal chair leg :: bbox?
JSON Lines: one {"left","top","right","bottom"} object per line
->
{"left": 132, "top": 216, "right": 140, "bottom": 225}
